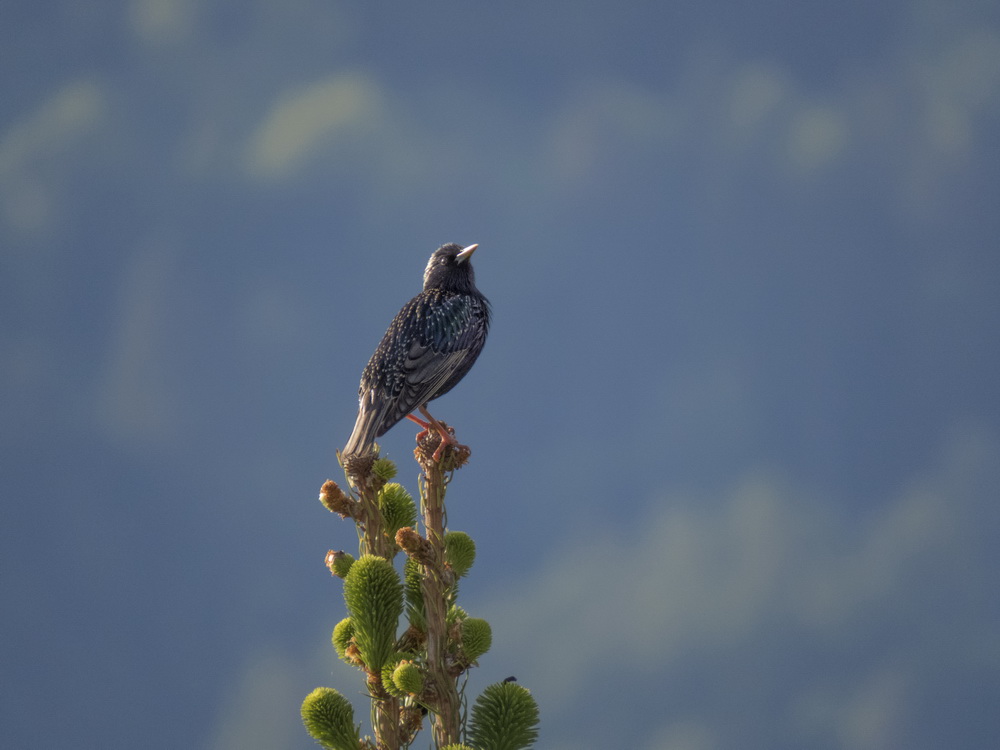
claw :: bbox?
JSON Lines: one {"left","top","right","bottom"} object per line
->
{"left": 409, "top": 405, "right": 460, "bottom": 461}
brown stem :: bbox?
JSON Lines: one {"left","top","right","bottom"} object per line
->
{"left": 357, "top": 481, "right": 386, "bottom": 557}
{"left": 373, "top": 691, "right": 401, "bottom": 750}
{"left": 343, "top": 454, "right": 391, "bottom": 559}
{"left": 418, "top": 453, "right": 461, "bottom": 746}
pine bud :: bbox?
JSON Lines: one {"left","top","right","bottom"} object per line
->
{"left": 301, "top": 687, "right": 361, "bottom": 750}
{"left": 468, "top": 681, "right": 540, "bottom": 750}
{"left": 325, "top": 550, "right": 355, "bottom": 578}
{"left": 444, "top": 531, "right": 476, "bottom": 577}
{"left": 391, "top": 660, "right": 424, "bottom": 695}
{"left": 461, "top": 617, "right": 492, "bottom": 662}
{"left": 343, "top": 555, "right": 403, "bottom": 671}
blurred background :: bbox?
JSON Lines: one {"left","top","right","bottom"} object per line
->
{"left": 2, "top": 1, "right": 999, "bottom": 748}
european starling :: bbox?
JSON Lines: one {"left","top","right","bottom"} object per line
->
{"left": 343, "top": 242, "right": 490, "bottom": 457}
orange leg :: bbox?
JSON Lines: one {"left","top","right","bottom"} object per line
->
{"left": 417, "top": 405, "right": 458, "bottom": 461}
{"left": 406, "top": 413, "right": 431, "bottom": 439}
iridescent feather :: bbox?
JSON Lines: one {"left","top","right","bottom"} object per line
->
{"left": 343, "top": 243, "right": 490, "bottom": 456}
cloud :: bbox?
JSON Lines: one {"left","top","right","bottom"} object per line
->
{"left": 207, "top": 640, "right": 369, "bottom": 750}
{"left": 643, "top": 721, "right": 717, "bottom": 750}
{"left": 785, "top": 104, "right": 849, "bottom": 172}
{"left": 207, "top": 650, "right": 306, "bottom": 750}
{"left": 128, "top": 0, "right": 196, "bottom": 46}
{"left": 243, "top": 72, "right": 384, "bottom": 180}
{"left": 478, "top": 424, "right": 998, "bottom": 746}
{"left": 0, "top": 78, "right": 106, "bottom": 234}
{"left": 726, "top": 62, "right": 790, "bottom": 136}
{"left": 541, "top": 15, "right": 998, "bottom": 210}
{"left": 545, "top": 77, "right": 680, "bottom": 187}
{"left": 898, "top": 25, "right": 1000, "bottom": 214}
{"left": 916, "top": 27, "right": 1000, "bottom": 157}
{"left": 794, "top": 665, "right": 912, "bottom": 749}
{"left": 95, "top": 239, "right": 180, "bottom": 446}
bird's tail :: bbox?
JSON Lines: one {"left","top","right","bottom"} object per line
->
{"left": 343, "top": 402, "right": 381, "bottom": 457}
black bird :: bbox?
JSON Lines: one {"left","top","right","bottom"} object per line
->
{"left": 343, "top": 242, "right": 490, "bottom": 458}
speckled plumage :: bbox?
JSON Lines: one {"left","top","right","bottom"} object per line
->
{"left": 343, "top": 243, "right": 490, "bottom": 456}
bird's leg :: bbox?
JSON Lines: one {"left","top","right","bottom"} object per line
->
{"left": 406, "top": 413, "right": 432, "bottom": 439}
{"left": 418, "top": 405, "right": 458, "bottom": 461}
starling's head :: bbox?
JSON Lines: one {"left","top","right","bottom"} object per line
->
{"left": 422, "top": 243, "right": 480, "bottom": 293}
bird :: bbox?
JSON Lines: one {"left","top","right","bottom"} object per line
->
{"left": 343, "top": 242, "right": 491, "bottom": 459}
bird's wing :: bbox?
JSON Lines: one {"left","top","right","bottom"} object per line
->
{"left": 343, "top": 389, "right": 384, "bottom": 456}
{"left": 372, "top": 293, "right": 483, "bottom": 430}
{"left": 347, "top": 290, "right": 487, "bottom": 454}
{"left": 401, "top": 345, "right": 471, "bottom": 405}
{"left": 399, "top": 294, "right": 481, "bottom": 396}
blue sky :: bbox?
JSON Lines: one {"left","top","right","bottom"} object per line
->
{"left": 2, "top": 1, "right": 999, "bottom": 748}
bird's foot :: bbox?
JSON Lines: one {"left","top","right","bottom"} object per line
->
{"left": 419, "top": 408, "right": 456, "bottom": 460}
{"left": 406, "top": 413, "right": 433, "bottom": 440}
{"left": 412, "top": 406, "right": 471, "bottom": 467}
{"left": 414, "top": 421, "right": 470, "bottom": 469}
{"left": 431, "top": 430, "right": 458, "bottom": 461}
